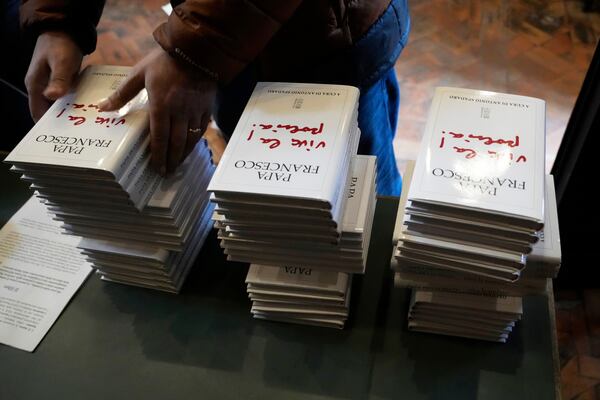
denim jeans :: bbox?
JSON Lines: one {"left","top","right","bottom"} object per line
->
{"left": 357, "top": 68, "right": 402, "bottom": 196}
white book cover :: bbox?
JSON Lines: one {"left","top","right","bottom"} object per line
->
{"left": 529, "top": 175, "right": 561, "bottom": 265}
{"left": 343, "top": 155, "right": 376, "bottom": 234}
{"left": 408, "top": 87, "right": 545, "bottom": 225}
{"left": 246, "top": 264, "right": 347, "bottom": 293}
{"left": 392, "top": 160, "right": 415, "bottom": 243}
{"left": 5, "top": 65, "right": 149, "bottom": 178}
{"left": 208, "top": 82, "right": 359, "bottom": 206}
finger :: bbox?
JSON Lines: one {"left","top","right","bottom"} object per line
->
{"left": 29, "top": 90, "right": 53, "bottom": 122}
{"left": 25, "top": 61, "right": 52, "bottom": 121}
{"left": 97, "top": 71, "right": 144, "bottom": 111}
{"left": 167, "top": 116, "right": 187, "bottom": 173}
{"left": 149, "top": 105, "right": 170, "bottom": 176}
{"left": 183, "top": 113, "right": 207, "bottom": 158}
{"left": 43, "top": 55, "right": 80, "bottom": 100}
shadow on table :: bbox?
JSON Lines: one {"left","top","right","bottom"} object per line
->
{"left": 255, "top": 198, "right": 397, "bottom": 400}
{"left": 255, "top": 273, "right": 380, "bottom": 400}
{"left": 98, "top": 227, "right": 389, "bottom": 399}
{"left": 100, "top": 230, "right": 256, "bottom": 372}
{"left": 366, "top": 275, "right": 526, "bottom": 400}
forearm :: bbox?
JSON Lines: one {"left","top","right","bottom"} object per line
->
{"left": 153, "top": 0, "right": 303, "bottom": 83}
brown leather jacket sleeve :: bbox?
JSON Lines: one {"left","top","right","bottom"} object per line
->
{"left": 20, "top": 0, "right": 105, "bottom": 54}
{"left": 153, "top": 1, "right": 303, "bottom": 83}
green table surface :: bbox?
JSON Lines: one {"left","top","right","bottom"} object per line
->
{"left": 0, "top": 156, "right": 560, "bottom": 400}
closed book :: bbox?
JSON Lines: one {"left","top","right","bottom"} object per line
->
{"left": 208, "top": 82, "right": 359, "bottom": 213}
{"left": 5, "top": 65, "right": 149, "bottom": 178}
{"left": 4, "top": 65, "right": 161, "bottom": 210}
{"left": 408, "top": 87, "right": 546, "bottom": 230}
{"left": 246, "top": 264, "right": 348, "bottom": 295}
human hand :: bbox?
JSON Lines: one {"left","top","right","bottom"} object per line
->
{"left": 98, "top": 48, "right": 216, "bottom": 176}
{"left": 25, "top": 31, "right": 83, "bottom": 121}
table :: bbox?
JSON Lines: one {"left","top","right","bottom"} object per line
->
{"left": 0, "top": 155, "right": 560, "bottom": 400}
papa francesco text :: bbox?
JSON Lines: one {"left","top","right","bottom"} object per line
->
{"left": 234, "top": 160, "right": 320, "bottom": 182}
{"left": 36, "top": 135, "right": 112, "bottom": 155}
{"left": 432, "top": 168, "right": 526, "bottom": 196}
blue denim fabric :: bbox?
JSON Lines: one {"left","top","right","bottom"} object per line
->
{"left": 214, "top": 0, "right": 410, "bottom": 196}
{"left": 347, "top": 0, "right": 409, "bottom": 195}
{"left": 348, "top": 0, "right": 410, "bottom": 90}
{"left": 358, "top": 68, "right": 402, "bottom": 196}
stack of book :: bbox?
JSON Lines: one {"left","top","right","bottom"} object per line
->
{"left": 392, "top": 88, "right": 546, "bottom": 280}
{"left": 246, "top": 264, "right": 351, "bottom": 329}
{"left": 392, "top": 88, "right": 546, "bottom": 283}
{"left": 216, "top": 154, "right": 377, "bottom": 274}
{"left": 390, "top": 87, "right": 559, "bottom": 342}
{"left": 3, "top": 65, "right": 216, "bottom": 293}
{"left": 208, "top": 82, "right": 360, "bottom": 248}
{"left": 207, "top": 82, "right": 375, "bottom": 327}
{"left": 76, "top": 142, "right": 215, "bottom": 292}
{"left": 393, "top": 171, "right": 560, "bottom": 298}
{"left": 407, "top": 291, "right": 523, "bottom": 343}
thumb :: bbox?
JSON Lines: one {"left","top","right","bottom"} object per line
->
{"left": 43, "top": 61, "right": 79, "bottom": 100}
{"left": 98, "top": 71, "right": 145, "bottom": 112}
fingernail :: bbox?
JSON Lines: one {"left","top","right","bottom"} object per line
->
{"left": 97, "top": 98, "right": 110, "bottom": 110}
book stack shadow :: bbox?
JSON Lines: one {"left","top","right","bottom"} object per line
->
{"left": 390, "top": 87, "right": 561, "bottom": 342}
{"left": 4, "top": 65, "right": 216, "bottom": 293}
{"left": 208, "top": 82, "right": 376, "bottom": 328}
